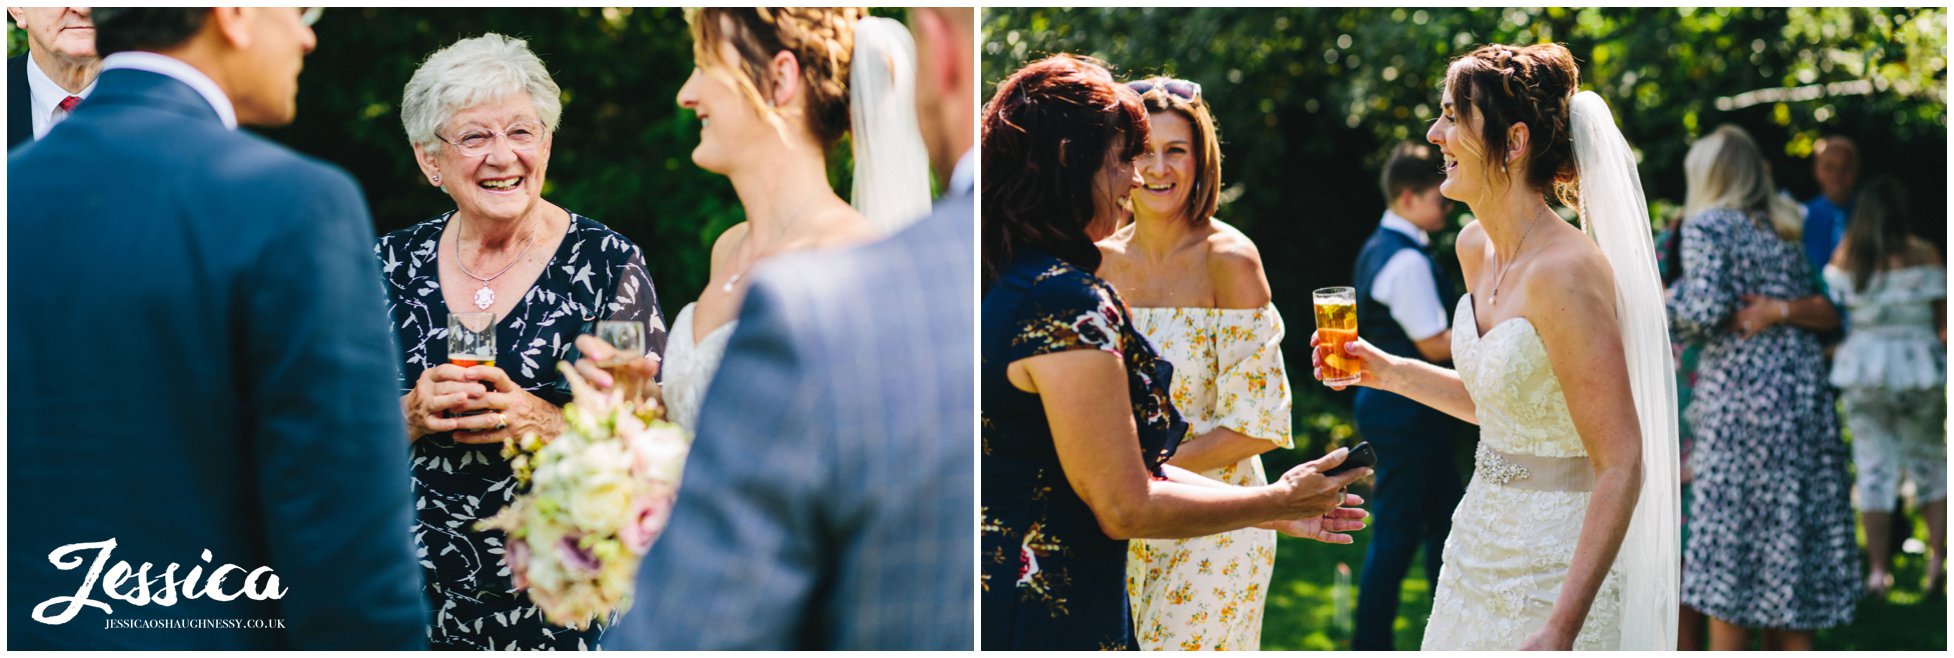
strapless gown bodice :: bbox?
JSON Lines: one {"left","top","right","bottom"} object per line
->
{"left": 662, "top": 303, "right": 736, "bottom": 431}
{"left": 1420, "top": 295, "right": 1622, "bottom": 650}
{"left": 1453, "top": 299, "right": 1584, "bottom": 459}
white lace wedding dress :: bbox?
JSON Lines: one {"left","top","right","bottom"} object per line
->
{"left": 661, "top": 302, "right": 737, "bottom": 431}
{"left": 1420, "top": 295, "right": 1624, "bottom": 650}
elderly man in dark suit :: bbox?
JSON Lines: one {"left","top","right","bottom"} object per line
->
{"left": 7, "top": 8, "right": 426, "bottom": 649}
{"left": 603, "top": 7, "right": 976, "bottom": 650}
{"left": 7, "top": 6, "right": 100, "bottom": 148}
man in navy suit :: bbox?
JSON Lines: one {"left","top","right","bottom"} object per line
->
{"left": 8, "top": 7, "right": 101, "bottom": 148}
{"left": 8, "top": 8, "right": 426, "bottom": 649}
{"left": 604, "top": 8, "right": 976, "bottom": 650}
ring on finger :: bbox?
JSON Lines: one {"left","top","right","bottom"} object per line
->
{"left": 495, "top": 413, "right": 508, "bottom": 430}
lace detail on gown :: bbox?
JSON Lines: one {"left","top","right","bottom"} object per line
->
{"left": 1420, "top": 295, "right": 1623, "bottom": 650}
{"left": 663, "top": 303, "right": 737, "bottom": 431}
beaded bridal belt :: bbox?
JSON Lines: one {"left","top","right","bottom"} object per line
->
{"left": 1474, "top": 443, "right": 1595, "bottom": 492}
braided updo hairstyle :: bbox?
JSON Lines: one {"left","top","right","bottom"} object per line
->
{"left": 1446, "top": 43, "right": 1581, "bottom": 206}
{"left": 690, "top": 7, "right": 866, "bottom": 151}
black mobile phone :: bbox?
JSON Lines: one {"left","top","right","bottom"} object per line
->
{"left": 1322, "top": 441, "right": 1376, "bottom": 476}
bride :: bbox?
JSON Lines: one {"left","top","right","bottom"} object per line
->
{"left": 659, "top": 8, "right": 932, "bottom": 429}
{"left": 1313, "top": 43, "right": 1678, "bottom": 650}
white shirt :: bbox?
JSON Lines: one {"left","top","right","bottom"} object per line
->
{"left": 949, "top": 148, "right": 975, "bottom": 197}
{"left": 1370, "top": 210, "right": 1450, "bottom": 342}
{"left": 98, "top": 51, "right": 237, "bottom": 131}
{"left": 25, "top": 51, "right": 98, "bottom": 139}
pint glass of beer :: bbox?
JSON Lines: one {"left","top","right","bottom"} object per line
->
{"left": 1313, "top": 287, "right": 1361, "bottom": 386}
{"left": 448, "top": 312, "right": 497, "bottom": 368}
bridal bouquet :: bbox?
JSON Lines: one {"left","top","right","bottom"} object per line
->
{"left": 476, "top": 362, "right": 691, "bottom": 631}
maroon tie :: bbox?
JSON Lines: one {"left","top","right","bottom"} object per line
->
{"left": 57, "top": 95, "right": 81, "bottom": 113}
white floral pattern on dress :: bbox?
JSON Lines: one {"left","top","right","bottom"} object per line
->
{"left": 1124, "top": 305, "right": 1293, "bottom": 651}
{"left": 1669, "top": 209, "right": 1859, "bottom": 630}
{"left": 377, "top": 210, "right": 666, "bottom": 650}
{"left": 1420, "top": 296, "right": 1623, "bottom": 650}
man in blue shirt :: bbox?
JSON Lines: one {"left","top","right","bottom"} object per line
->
{"left": 1802, "top": 136, "right": 1859, "bottom": 270}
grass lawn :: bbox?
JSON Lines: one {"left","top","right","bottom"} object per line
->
{"left": 1258, "top": 502, "right": 1946, "bottom": 650}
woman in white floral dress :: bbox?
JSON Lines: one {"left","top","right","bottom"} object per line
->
{"left": 1824, "top": 177, "right": 1947, "bottom": 597}
{"left": 1097, "top": 77, "right": 1293, "bottom": 651}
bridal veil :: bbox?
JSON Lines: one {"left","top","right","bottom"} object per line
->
{"left": 848, "top": 16, "right": 934, "bottom": 233}
{"left": 1569, "top": 90, "right": 1681, "bottom": 650}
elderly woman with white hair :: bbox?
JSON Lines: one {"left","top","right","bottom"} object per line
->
{"left": 373, "top": 33, "right": 666, "bottom": 650}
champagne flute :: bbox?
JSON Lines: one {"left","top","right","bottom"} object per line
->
{"left": 1314, "top": 287, "right": 1362, "bottom": 387}
{"left": 595, "top": 320, "right": 647, "bottom": 401}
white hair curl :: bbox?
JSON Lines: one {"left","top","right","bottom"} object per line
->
{"left": 401, "top": 33, "right": 562, "bottom": 153}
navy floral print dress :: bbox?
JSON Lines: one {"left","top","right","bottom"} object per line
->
{"left": 375, "top": 210, "right": 667, "bottom": 649}
{"left": 980, "top": 248, "right": 1187, "bottom": 650}
{"left": 1667, "top": 208, "right": 1858, "bottom": 629}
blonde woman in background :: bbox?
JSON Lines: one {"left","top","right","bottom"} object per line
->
{"left": 1668, "top": 124, "right": 1857, "bottom": 650}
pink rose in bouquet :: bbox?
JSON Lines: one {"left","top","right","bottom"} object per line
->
{"left": 476, "top": 362, "right": 692, "bottom": 631}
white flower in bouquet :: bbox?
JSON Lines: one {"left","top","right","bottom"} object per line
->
{"left": 476, "top": 361, "right": 692, "bottom": 631}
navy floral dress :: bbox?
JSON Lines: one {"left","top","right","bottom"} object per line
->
{"left": 1667, "top": 208, "right": 1858, "bottom": 629}
{"left": 980, "top": 248, "right": 1187, "bottom": 650}
{"left": 375, "top": 210, "right": 667, "bottom": 650}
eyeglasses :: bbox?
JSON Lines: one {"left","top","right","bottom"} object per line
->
{"left": 299, "top": 7, "right": 323, "bottom": 27}
{"left": 437, "top": 121, "right": 545, "bottom": 157}
{"left": 1126, "top": 78, "right": 1202, "bottom": 102}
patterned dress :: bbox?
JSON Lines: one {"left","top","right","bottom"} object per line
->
{"left": 1668, "top": 208, "right": 1858, "bottom": 629}
{"left": 1823, "top": 264, "right": 1946, "bottom": 512}
{"left": 1124, "top": 306, "right": 1293, "bottom": 650}
{"left": 981, "top": 249, "right": 1188, "bottom": 650}
{"left": 376, "top": 210, "right": 668, "bottom": 649}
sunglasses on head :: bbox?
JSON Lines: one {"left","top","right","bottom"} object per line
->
{"left": 1126, "top": 78, "right": 1202, "bottom": 102}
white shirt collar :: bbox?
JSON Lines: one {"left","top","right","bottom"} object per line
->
{"left": 1380, "top": 210, "right": 1432, "bottom": 247}
{"left": 25, "top": 51, "right": 97, "bottom": 139}
{"left": 949, "top": 148, "right": 975, "bottom": 196}
{"left": 99, "top": 51, "right": 238, "bottom": 131}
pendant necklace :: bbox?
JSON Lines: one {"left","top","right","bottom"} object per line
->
{"left": 455, "top": 223, "right": 538, "bottom": 310}
{"left": 1488, "top": 208, "right": 1552, "bottom": 305}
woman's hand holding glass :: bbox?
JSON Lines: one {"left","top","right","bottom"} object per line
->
{"left": 448, "top": 364, "right": 565, "bottom": 445}
{"left": 571, "top": 333, "right": 661, "bottom": 407}
{"left": 1309, "top": 330, "right": 1404, "bottom": 391}
{"left": 401, "top": 361, "right": 568, "bottom": 445}
{"left": 403, "top": 364, "right": 489, "bottom": 442}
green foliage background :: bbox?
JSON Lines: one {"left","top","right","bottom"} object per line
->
{"left": 985, "top": 6, "right": 1947, "bottom": 462}
{"left": 12, "top": 7, "right": 906, "bottom": 320}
